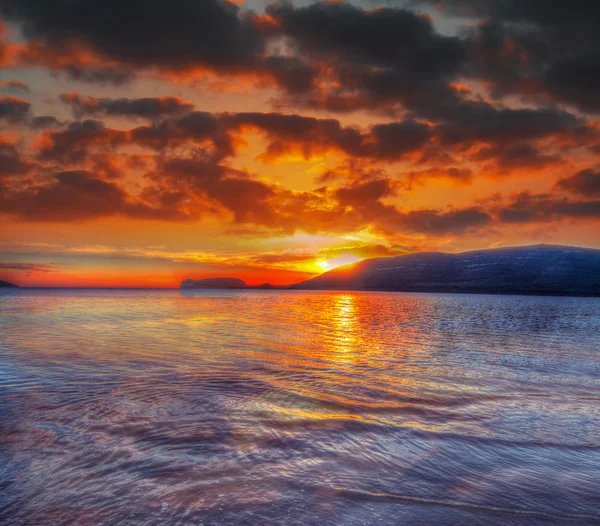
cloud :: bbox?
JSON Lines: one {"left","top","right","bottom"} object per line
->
{"left": 0, "top": 262, "right": 56, "bottom": 274}
{"left": 33, "top": 110, "right": 438, "bottom": 167}
{"left": 61, "top": 64, "right": 134, "bottom": 85}
{"left": 0, "top": 95, "right": 30, "bottom": 121}
{"left": 473, "top": 143, "right": 564, "bottom": 174}
{"left": 0, "top": 0, "right": 265, "bottom": 72}
{"left": 60, "top": 93, "right": 195, "bottom": 119}
{"left": 130, "top": 112, "right": 231, "bottom": 156}
{"left": 544, "top": 54, "right": 600, "bottom": 112}
{"left": 230, "top": 112, "right": 432, "bottom": 161}
{"left": 336, "top": 179, "right": 396, "bottom": 206}
{"left": 3, "top": 0, "right": 600, "bottom": 126}
{"left": 397, "top": 207, "right": 492, "bottom": 235}
{"left": 555, "top": 169, "right": 600, "bottom": 197}
{"left": 230, "top": 111, "right": 363, "bottom": 159}
{"left": 0, "top": 169, "right": 191, "bottom": 222}
{"left": 417, "top": 0, "right": 600, "bottom": 112}
{"left": 0, "top": 0, "right": 468, "bottom": 116}
{"left": 3, "top": 103, "right": 593, "bottom": 237}
{"left": 266, "top": 1, "right": 465, "bottom": 114}
{"left": 434, "top": 102, "right": 581, "bottom": 145}
{"left": 368, "top": 121, "right": 433, "bottom": 159}
{"left": 0, "top": 79, "right": 30, "bottom": 93}
{"left": 3, "top": 135, "right": 591, "bottom": 239}
{"left": 36, "top": 120, "right": 127, "bottom": 163}
{"left": 0, "top": 140, "right": 32, "bottom": 177}
{"left": 30, "top": 115, "right": 63, "bottom": 129}
{"left": 493, "top": 192, "right": 600, "bottom": 223}
{"left": 400, "top": 166, "right": 474, "bottom": 188}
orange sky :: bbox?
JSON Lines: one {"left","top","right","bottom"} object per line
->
{"left": 1, "top": 1, "right": 600, "bottom": 287}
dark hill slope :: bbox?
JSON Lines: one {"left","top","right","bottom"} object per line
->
{"left": 292, "top": 245, "right": 600, "bottom": 297}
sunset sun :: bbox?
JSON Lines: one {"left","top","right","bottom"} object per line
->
{"left": 316, "top": 254, "right": 364, "bottom": 271}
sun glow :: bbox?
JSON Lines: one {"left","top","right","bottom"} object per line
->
{"left": 316, "top": 254, "right": 364, "bottom": 272}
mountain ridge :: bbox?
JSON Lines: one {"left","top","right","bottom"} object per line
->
{"left": 291, "top": 244, "right": 600, "bottom": 297}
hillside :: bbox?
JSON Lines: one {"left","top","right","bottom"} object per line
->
{"left": 292, "top": 245, "right": 600, "bottom": 297}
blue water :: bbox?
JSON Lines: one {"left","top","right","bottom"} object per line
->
{"left": 1, "top": 289, "right": 600, "bottom": 525}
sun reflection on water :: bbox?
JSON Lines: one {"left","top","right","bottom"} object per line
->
{"left": 330, "top": 294, "right": 359, "bottom": 357}
{"left": 2, "top": 289, "right": 600, "bottom": 525}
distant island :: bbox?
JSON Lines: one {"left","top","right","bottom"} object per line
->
{"left": 181, "top": 278, "right": 247, "bottom": 289}
{"left": 180, "top": 278, "right": 279, "bottom": 290}
{"left": 180, "top": 245, "right": 600, "bottom": 297}
{"left": 292, "top": 244, "right": 600, "bottom": 297}
{"left": 0, "top": 280, "right": 18, "bottom": 288}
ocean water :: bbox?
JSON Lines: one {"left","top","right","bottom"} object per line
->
{"left": 1, "top": 289, "right": 600, "bottom": 525}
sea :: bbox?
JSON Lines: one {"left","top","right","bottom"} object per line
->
{"left": 1, "top": 289, "right": 600, "bottom": 525}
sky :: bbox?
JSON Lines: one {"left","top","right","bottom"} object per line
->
{"left": 1, "top": 0, "right": 599, "bottom": 287}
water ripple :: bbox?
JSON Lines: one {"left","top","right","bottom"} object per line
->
{"left": 1, "top": 289, "right": 600, "bottom": 525}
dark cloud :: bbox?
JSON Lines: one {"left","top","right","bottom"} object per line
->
{"left": 0, "top": 169, "right": 190, "bottom": 222}
{"left": 232, "top": 112, "right": 333, "bottom": 136}
{"left": 329, "top": 173, "right": 491, "bottom": 235}
{"left": 332, "top": 177, "right": 490, "bottom": 235}
{"left": 3, "top": 130, "right": 586, "bottom": 237}
{"left": 336, "top": 179, "right": 396, "bottom": 206}
{"left": 61, "top": 65, "right": 135, "bottom": 85}
{"left": 150, "top": 155, "right": 279, "bottom": 225}
{"left": 0, "top": 142, "right": 30, "bottom": 177}
{"left": 130, "top": 112, "right": 232, "bottom": 158}
{"left": 0, "top": 79, "right": 30, "bottom": 93}
{"left": 231, "top": 112, "right": 363, "bottom": 159}
{"left": 36, "top": 111, "right": 221, "bottom": 165}
{"left": 262, "top": 56, "right": 316, "bottom": 94}
{"left": 434, "top": 102, "right": 581, "bottom": 145}
{"left": 1, "top": 170, "right": 130, "bottom": 221}
{"left": 473, "top": 143, "right": 563, "bottom": 173}
{"left": 44, "top": 110, "right": 427, "bottom": 164}
{"left": 0, "top": 95, "right": 30, "bottom": 121}
{"left": 37, "top": 120, "right": 127, "bottom": 164}
{"left": 398, "top": 207, "right": 492, "bottom": 235}
{"left": 3, "top": 0, "right": 600, "bottom": 244}
{"left": 0, "top": 0, "right": 264, "bottom": 72}
{"left": 26, "top": 104, "right": 594, "bottom": 216}
{"left": 267, "top": 1, "right": 464, "bottom": 71}
{"left": 0, "top": 71, "right": 593, "bottom": 236}
{"left": 29, "top": 106, "right": 586, "bottom": 192}
{"left": 368, "top": 121, "right": 432, "bottom": 159}
{"left": 266, "top": 1, "right": 466, "bottom": 114}
{"left": 146, "top": 152, "right": 491, "bottom": 236}
{"left": 5, "top": 0, "right": 599, "bottom": 124}
{"left": 0, "top": 262, "right": 55, "bottom": 273}
{"left": 418, "top": 0, "right": 600, "bottom": 112}
{"left": 555, "top": 169, "right": 600, "bottom": 198}
{"left": 494, "top": 192, "right": 600, "bottom": 223}
{"left": 61, "top": 93, "right": 195, "bottom": 119}
{"left": 0, "top": 1, "right": 465, "bottom": 114}
{"left": 30, "top": 116, "right": 63, "bottom": 129}
{"left": 418, "top": 0, "right": 600, "bottom": 29}
{"left": 230, "top": 112, "right": 431, "bottom": 160}
{"left": 544, "top": 54, "right": 600, "bottom": 112}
